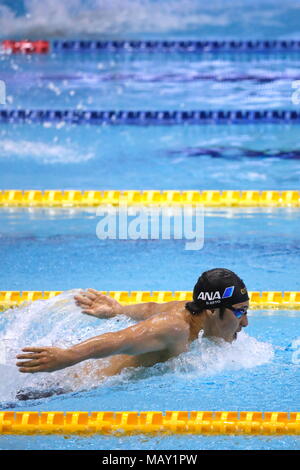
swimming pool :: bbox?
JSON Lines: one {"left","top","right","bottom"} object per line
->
{"left": 0, "top": 0, "right": 300, "bottom": 451}
{"left": 0, "top": 290, "right": 299, "bottom": 450}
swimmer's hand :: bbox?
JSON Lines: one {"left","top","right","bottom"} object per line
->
{"left": 74, "top": 289, "right": 122, "bottom": 318}
{"left": 16, "top": 347, "right": 75, "bottom": 373}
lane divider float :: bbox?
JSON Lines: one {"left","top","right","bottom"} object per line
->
{"left": 2, "top": 40, "right": 300, "bottom": 54}
{"left": 0, "top": 190, "right": 300, "bottom": 208}
{"left": 0, "top": 109, "right": 300, "bottom": 124}
{"left": 0, "top": 411, "right": 299, "bottom": 435}
{"left": 1, "top": 291, "right": 300, "bottom": 311}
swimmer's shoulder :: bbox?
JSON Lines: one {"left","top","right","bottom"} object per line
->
{"left": 148, "top": 308, "right": 190, "bottom": 337}
{"left": 149, "top": 300, "right": 187, "bottom": 316}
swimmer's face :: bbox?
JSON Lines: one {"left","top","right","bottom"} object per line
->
{"left": 223, "top": 301, "right": 249, "bottom": 341}
{"left": 203, "top": 300, "right": 249, "bottom": 342}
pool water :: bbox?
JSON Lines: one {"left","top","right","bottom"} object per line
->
{"left": 0, "top": 0, "right": 300, "bottom": 451}
{"left": 0, "top": 208, "right": 300, "bottom": 292}
{"left": 0, "top": 0, "right": 300, "bottom": 40}
{"left": 0, "top": 291, "right": 299, "bottom": 450}
{"left": 2, "top": 52, "right": 300, "bottom": 110}
{"left": 1, "top": 124, "right": 300, "bottom": 191}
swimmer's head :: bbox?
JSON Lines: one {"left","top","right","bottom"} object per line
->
{"left": 185, "top": 268, "right": 250, "bottom": 341}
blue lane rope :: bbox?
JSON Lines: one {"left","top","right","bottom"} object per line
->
{"left": 0, "top": 110, "right": 300, "bottom": 125}
{"left": 52, "top": 40, "right": 300, "bottom": 53}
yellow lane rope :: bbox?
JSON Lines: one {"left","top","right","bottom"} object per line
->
{"left": 0, "top": 190, "right": 300, "bottom": 207}
{"left": 1, "top": 291, "right": 300, "bottom": 311}
{"left": 0, "top": 411, "right": 299, "bottom": 435}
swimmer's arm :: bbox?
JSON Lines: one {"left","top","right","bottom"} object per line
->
{"left": 16, "top": 318, "right": 189, "bottom": 373}
{"left": 75, "top": 289, "right": 186, "bottom": 321}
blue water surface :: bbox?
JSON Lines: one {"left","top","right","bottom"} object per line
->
{"left": 0, "top": 0, "right": 300, "bottom": 40}
{"left": 0, "top": 208, "right": 300, "bottom": 292}
{"left": 0, "top": 0, "right": 299, "bottom": 452}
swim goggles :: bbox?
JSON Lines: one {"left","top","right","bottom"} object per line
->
{"left": 226, "top": 305, "right": 248, "bottom": 319}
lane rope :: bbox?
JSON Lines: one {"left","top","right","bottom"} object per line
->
{"left": 1, "top": 291, "right": 300, "bottom": 310}
{"left": 0, "top": 411, "right": 299, "bottom": 435}
{"left": 2, "top": 39, "right": 300, "bottom": 54}
{"left": 0, "top": 190, "right": 299, "bottom": 207}
{"left": 0, "top": 109, "right": 300, "bottom": 124}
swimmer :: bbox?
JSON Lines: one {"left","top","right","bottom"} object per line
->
{"left": 16, "top": 268, "right": 249, "bottom": 376}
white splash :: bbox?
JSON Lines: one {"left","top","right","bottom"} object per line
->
{"left": 0, "top": 290, "right": 134, "bottom": 402}
{"left": 0, "top": 139, "right": 94, "bottom": 164}
{"left": 166, "top": 331, "right": 274, "bottom": 378}
{"left": 0, "top": 0, "right": 227, "bottom": 37}
{"left": 0, "top": 0, "right": 297, "bottom": 38}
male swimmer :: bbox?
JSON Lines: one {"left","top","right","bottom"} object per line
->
{"left": 16, "top": 268, "right": 249, "bottom": 377}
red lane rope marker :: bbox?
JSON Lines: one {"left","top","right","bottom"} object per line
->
{"left": 2, "top": 39, "right": 300, "bottom": 55}
{"left": 2, "top": 40, "right": 49, "bottom": 54}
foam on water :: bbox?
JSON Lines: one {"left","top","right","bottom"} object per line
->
{"left": 0, "top": 138, "right": 94, "bottom": 163}
{"left": 0, "top": 290, "right": 274, "bottom": 403}
{"left": 0, "top": 0, "right": 224, "bottom": 37}
{"left": 166, "top": 331, "right": 274, "bottom": 378}
{"left": 0, "top": 0, "right": 299, "bottom": 38}
{"left": 0, "top": 290, "right": 136, "bottom": 402}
